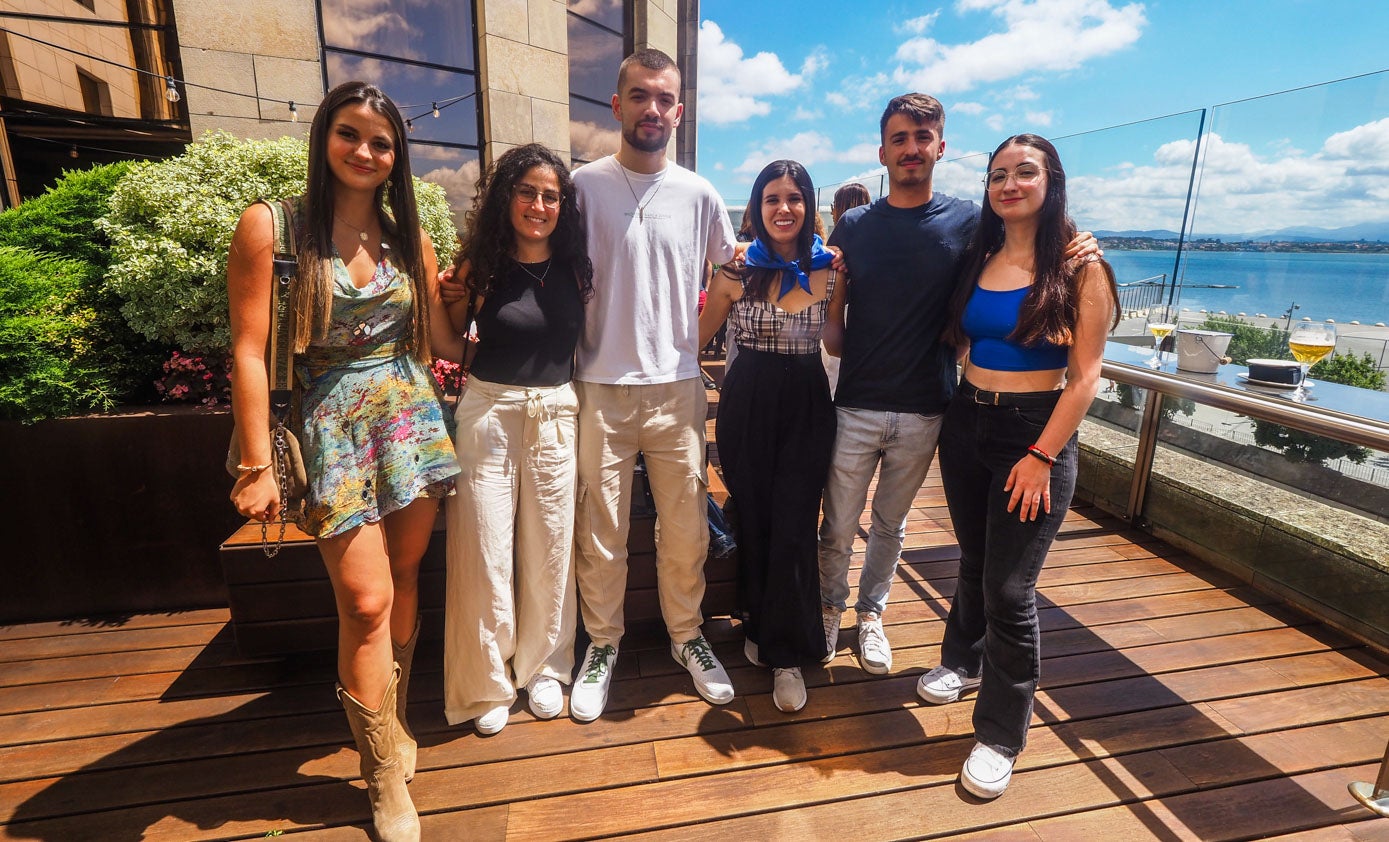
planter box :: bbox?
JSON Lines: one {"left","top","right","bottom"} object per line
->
{"left": 0, "top": 406, "right": 242, "bottom": 624}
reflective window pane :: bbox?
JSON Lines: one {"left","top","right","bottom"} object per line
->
{"left": 567, "top": 13, "right": 622, "bottom": 104}
{"left": 321, "top": 0, "right": 475, "bottom": 70}
{"left": 410, "top": 142, "right": 479, "bottom": 232}
{"left": 325, "top": 52, "right": 478, "bottom": 147}
{"left": 570, "top": 96, "right": 619, "bottom": 164}
{"left": 568, "top": 0, "right": 623, "bottom": 33}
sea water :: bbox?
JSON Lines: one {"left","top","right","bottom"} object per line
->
{"left": 1104, "top": 250, "right": 1389, "bottom": 326}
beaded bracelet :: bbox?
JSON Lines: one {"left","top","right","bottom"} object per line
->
{"left": 1026, "top": 445, "right": 1055, "bottom": 466}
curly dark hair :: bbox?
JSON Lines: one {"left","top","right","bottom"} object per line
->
{"left": 723, "top": 159, "right": 818, "bottom": 302}
{"left": 453, "top": 144, "right": 593, "bottom": 301}
{"left": 945, "top": 133, "right": 1118, "bottom": 348}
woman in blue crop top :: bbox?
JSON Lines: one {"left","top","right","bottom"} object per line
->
{"left": 698, "top": 160, "right": 847, "bottom": 714}
{"left": 917, "top": 134, "right": 1119, "bottom": 799}
{"left": 440, "top": 144, "right": 593, "bottom": 736}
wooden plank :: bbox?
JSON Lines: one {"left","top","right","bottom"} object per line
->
{"left": 0, "top": 609, "right": 230, "bottom": 642}
{"left": 0, "top": 623, "right": 230, "bottom": 664}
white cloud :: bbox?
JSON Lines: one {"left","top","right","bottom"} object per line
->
{"left": 570, "top": 120, "right": 621, "bottom": 163}
{"left": 1003, "top": 84, "right": 1040, "bottom": 102}
{"left": 733, "top": 130, "right": 880, "bottom": 176}
{"left": 792, "top": 106, "right": 824, "bottom": 121}
{"left": 825, "top": 92, "right": 851, "bottom": 108}
{"left": 986, "top": 114, "right": 1006, "bottom": 131}
{"left": 894, "top": 12, "right": 940, "bottom": 35}
{"left": 697, "top": 20, "right": 812, "bottom": 125}
{"left": 953, "top": 101, "right": 987, "bottom": 115}
{"left": 892, "top": 0, "right": 1146, "bottom": 94}
{"left": 1024, "top": 110, "right": 1054, "bottom": 126}
{"left": 801, "top": 47, "right": 830, "bottom": 78}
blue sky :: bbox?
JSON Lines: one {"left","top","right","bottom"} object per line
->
{"left": 694, "top": 0, "right": 1389, "bottom": 236}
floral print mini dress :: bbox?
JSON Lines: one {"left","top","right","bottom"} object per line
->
{"left": 295, "top": 246, "right": 458, "bottom": 538}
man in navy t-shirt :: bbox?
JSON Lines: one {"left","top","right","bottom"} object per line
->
{"left": 819, "top": 93, "right": 978, "bottom": 674}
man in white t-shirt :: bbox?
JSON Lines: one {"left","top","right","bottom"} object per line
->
{"left": 568, "top": 48, "right": 738, "bottom": 722}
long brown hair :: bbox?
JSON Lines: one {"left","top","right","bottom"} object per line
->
{"left": 944, "top": 134, "right": 1119, "bottom": 349}
{"left": 294, "top": 81, "right": 431, "bottom": 364}
{"left": 723, "top": 160, "right": 818, "bottom": 302}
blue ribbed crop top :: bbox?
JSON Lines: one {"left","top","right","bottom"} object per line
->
{"left": 961, "top": 286, "right": 1069, "bottom": 371}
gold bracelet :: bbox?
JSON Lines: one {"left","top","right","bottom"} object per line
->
{"left": 236, "top": 463, "right": 271, "bottom": 475}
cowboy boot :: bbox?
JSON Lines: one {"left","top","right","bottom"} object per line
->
{"left": 337, "top": 668, "right": 420, "bottom": 842}
{"left": 392, "top": 618, "right": 421, "bottom": 782}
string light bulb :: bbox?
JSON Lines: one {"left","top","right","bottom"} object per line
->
{"left": 431, "top": 102, "right": 440, "bottom": 119}
{"left": 69, "top": 145, "right": 79, "bottom": 159}
{"left": 406, "top": 118, "right": 415, "bottom": 134}
{"left": 163, "top": 75, "right": 180, "bottom": 103}
{"left": 288, "top": 101, "right": 298, "bottom": 122}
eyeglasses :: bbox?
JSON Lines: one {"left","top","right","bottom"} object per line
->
{"left": 513, "top": 184, "right": 562, "bottom": 208}
{"left": 984, "top": 164, "right": 1044, "bottom": 189}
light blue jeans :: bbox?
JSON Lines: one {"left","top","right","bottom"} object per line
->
{"left": 818, "top": 407, "right": 944, "bottom": 615}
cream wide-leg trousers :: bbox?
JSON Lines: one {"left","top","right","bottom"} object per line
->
{"left": 443, "top": 377, "right": 578, "bottom": 726}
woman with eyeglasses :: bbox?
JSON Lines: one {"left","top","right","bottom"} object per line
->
{"left": 441, "top": 143, "right": 593, "bottom": 735}
{"left": 916, "top": 134, "right": 1118, "bottom": 799}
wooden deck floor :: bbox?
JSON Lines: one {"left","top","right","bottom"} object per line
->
{"left": 3, "top": 473, "right": 1389, "bottom": 840}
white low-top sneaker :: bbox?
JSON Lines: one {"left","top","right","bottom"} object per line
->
{"left": 856, "top": 611, "right": 892, "bottom": 674}
{"left": 525, "top": 674, "right": 563, "bottom": 719}
{"left": 672, "top": 635, "right": 734, "bottom": 704}
{"left": 822, "top": 605, "right": 843, "bottom": 665}
{"left": 569, "top": 643, "right": 617, "bottom": 723}
{"left": 772, "top": 667, "right": 807, "bottom": 713}
{"left": 961, "top": 741, "right": 1015, "bottom": 799}
{"left": 474, "top": 704, "right": 509, "bottom": 735}
{"left": 917, "top": 665, "right": 982, "bottom": 705}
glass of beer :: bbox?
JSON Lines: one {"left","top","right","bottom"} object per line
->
{"left": 1145, "top": 306, "right": 1177, "bottom": 368}
{"left": 1287, "top": 322, "right": 1336, "bottom": 401}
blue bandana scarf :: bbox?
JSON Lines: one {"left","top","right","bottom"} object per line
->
{"left": 745, "top": 234, "right": 835, "bottom": 298}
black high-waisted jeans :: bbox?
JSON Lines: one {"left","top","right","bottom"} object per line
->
{"left": 937, "top": 381, "right": 1077, "bottom": 756}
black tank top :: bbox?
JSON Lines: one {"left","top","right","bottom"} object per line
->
{"left": 469, "top": 257, "right": 583, "bottom": 387}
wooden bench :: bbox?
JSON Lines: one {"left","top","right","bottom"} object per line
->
{"left": 219, "top": 381, "right": 738, "bottom": 658}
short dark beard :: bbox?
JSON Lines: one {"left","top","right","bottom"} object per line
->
{"left": 624, "top": 124, "right": 668, "bottom": 154}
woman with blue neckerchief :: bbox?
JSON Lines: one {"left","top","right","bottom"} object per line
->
{"left": 698, "top": 159, "right": 845, "bottom": 714}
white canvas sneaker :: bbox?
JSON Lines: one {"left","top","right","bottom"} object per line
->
{"left": 569, "top": 643, "right": 617, "bottom": 723}
{"left": 671, "top": 636, "right": 734, "bottom": 704}
{"left": 474, "top": 704, "right": 509, "bottom": 735}
{"left": 856, "top": 611, "right": 892, "bottom": 674}
{"left": 961, "top": 742, "right": 1015, "bottom": 799}
{"left": 525, "top": 674, "right": 563, "bottom": 719}
{"left": 916, "top": 665, "right": 981, "bottom": 705}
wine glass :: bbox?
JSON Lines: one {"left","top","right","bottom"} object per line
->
{"left": 1144, "top": 306, "right": 1177, "bottom": 369}
{"left": 1287, "top": 322, "right": 1336, "bottom": 401}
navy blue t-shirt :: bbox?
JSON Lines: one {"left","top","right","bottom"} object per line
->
{"left": 829, "top": 194, "right": 979, "bottom": 415}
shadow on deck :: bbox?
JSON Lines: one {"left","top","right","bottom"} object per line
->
{"left": 2, "top": 474, "right": 1387, "bottom": 840}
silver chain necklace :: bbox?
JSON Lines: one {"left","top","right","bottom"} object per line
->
{"left": 617, "top": 158, "right": 668, "bottom": 223}
{"left": 515, "top": 257, "right": 551, "bottom": 286}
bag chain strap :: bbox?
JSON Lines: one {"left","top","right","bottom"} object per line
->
{"left": 261, "top": 421, "right": 292, "bottom": 556}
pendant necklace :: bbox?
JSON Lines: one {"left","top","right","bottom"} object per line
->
{"left": 618, "top": 159, "right": 668, "bottom": 223}
{"left": 335, "top": 214, "right": 371, "bottom": 242}
{"left": 516, "top": 257, "right": 552, "bottom": 286}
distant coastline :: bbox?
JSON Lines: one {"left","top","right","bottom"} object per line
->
{"left": 1101, "top": 236, "right": 1389, "bottom": 254}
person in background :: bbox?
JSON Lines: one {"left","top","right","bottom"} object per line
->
{"left": 440, "top": 143, "right": 592, "bottom": 736}
{"left": 228, "top": 81, "right": 463, "bottom": 842}
{"left": 698, "top": 159, "right": 846, "bottom": 713}
{"left": 566, "top": 48, "right": 739, "bottom": 722}
{"left": 831, "top": 182, "right": 872, "bottom": 225}
{"left": 918, "top": 133, "right": 1118, "bottom": 799}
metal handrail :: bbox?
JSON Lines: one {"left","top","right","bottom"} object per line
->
{"left": 1100, "top": 359, "right": 1389, "bottom": 522}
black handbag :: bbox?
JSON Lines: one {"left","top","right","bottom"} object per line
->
{"left": 226, "top": 198, "right": 308, "bottom": 556}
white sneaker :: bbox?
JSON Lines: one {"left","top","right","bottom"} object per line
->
{"left": 743, "top": 637, "right": 765, "bottom": 667}
{"left": 772, "top": 667, "right": 806, "bottom": 713}
{"left": 856, "top": 611, "right": 892, "bottom": 674}
{"left": 961, "top": 742, "right": 1015, "bottom": 799}
{"left": 569, "top": 643, "right": 617, "bottom": 723}
{"left": 671, "top": 636, "right": 734, "bottom": 705}
{"left": 917, "top": 665, "right": 981, "bottom": 705}
{"left": 474, "top": 704, "right": 509, "bottom": 735}
{"left": 525, "top": 674, "right": 563, "bottom": 720}
{"left": 822, "top": 605, "right": 843, "bottom": 665}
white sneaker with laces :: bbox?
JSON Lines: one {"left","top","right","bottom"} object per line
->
{"left": 772, "top": 667, "right": 806, "bottom": 713}
{"left": 961, "top": 742, "right": 1015, "bottom": 799}
{"left": 743, "top": 637, "right": 765, "bottom": 667}
{"left": 569, "top": 643, "right": 617, "bottom": 723}
{"left": 671, "top": 635, "right": 734, "bottom": 704}
{"left": 822, "top": 605, "right": 843, "bottom": 664}
{"left": 917, "top": 665, "right": 981, "bottom": 705}
{"left": 856, "top": 611, "right": 892, "bottom": 674}
{"left": 474, "top": 704, "right": 509, "bottom": 735}
{"left": 525, "top": 674, "right": 563, "bottom": 719}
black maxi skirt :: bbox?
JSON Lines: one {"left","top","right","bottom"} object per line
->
{"left": 715, "top": 346, "right": 836, "bottom": 667}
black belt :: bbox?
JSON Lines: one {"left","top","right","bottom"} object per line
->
{"left": 959, "top": 381, "right": 1061, "bottom": 408}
